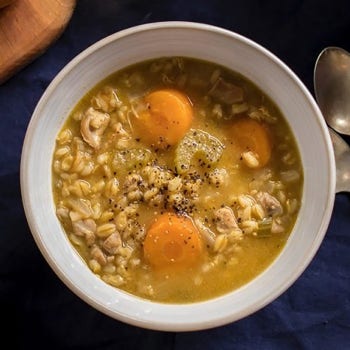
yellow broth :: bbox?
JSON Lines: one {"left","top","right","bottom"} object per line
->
{"left": 52, "top": 57, "right": 303, "bottom": 303}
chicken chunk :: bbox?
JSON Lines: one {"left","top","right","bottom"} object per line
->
{"left": 209, "top": 77, "right": 244, "bottom": 104}
{"left": 72, "top": 218, "right": 96, "bottom": 246}
{"left": 102, "top": 232, "right": 122, "bottom": 255}
{"left": 91, "top": 245, "right": 107, "bottom": 266}
{"left": 80, "top": 107, "right": 110, "bottom": 149}
{"left": 256, "top": 192, "right": 283, "bottom": 217}
{"left": 215, "top": 206, "right": 239, "bottom": 234}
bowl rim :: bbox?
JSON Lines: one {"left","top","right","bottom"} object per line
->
{"left": 20, "top": 21, "right": 336, "bottom": 331}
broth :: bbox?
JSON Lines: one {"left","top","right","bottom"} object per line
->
{"left": 52, "top": 57, "right": 303, "bottom": 303}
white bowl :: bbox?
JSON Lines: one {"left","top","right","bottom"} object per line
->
{"left": 20, "top": 21, "right": 336, "bottom": 331}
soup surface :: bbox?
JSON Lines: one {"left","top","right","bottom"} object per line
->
{"left": 52, "top": 57, "right": 303, "bottom": 303}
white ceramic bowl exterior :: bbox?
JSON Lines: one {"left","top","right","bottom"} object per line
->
{"left": 20, "top": 22, "right": 335, "bottom": 331}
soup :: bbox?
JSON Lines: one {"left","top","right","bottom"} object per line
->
{"left": 52, "top": 57, "right": 303, "bottom": 303}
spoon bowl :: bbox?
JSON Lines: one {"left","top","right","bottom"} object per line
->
{"left": 314, "top": 47, "right": 350, "bottom": 136}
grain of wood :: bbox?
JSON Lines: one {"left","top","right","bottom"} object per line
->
{"left": 0, "top": 0, "right": 16, "bottom": 9}
{"left": 0, "top": 0, "right": 76, "bottom": 83}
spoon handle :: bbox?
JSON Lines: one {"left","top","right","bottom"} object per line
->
{"left": 329, "top": 128, "right": 350, "bottom": 193}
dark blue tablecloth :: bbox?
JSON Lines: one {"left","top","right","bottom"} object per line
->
{"left": 1, "top": 0, "right": 349, "bottom": 348}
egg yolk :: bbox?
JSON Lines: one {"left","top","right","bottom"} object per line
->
{"left": 133, "top": 89, "right": 193, "bottom": 148}
{"left": 143, "top": 213, "right": 203, "bottom": 271}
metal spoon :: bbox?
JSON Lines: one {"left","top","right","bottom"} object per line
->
{"left": 314, "top": 46, "right": 350, "bottom": 135}
{"left": 327, "top": 128, "right": 350, "bottom": 193}
{"left": 314, "top": 47, "right": 350, "bottom": 192}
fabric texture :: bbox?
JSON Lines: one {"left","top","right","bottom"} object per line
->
{"left": 0, "top": 0, "right": 349, "bottom": 348}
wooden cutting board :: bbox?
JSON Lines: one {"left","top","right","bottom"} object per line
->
{"left": 0, "top": 0, "right": 76, "bottom": 84}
